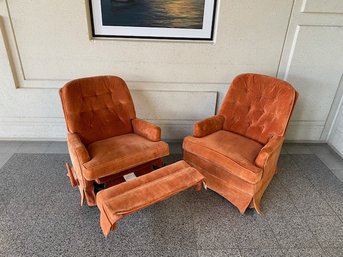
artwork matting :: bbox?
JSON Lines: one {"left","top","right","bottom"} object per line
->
{"left": 90, "top": 0, "right": 217, "bottom": 40}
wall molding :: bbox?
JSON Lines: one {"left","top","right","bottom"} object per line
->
{"left": 0, "top": 0, "right": 229, "bottom": 90}
{"left": 0, "top": 15, "right": 230, "bottom": 91}
{"left": 286, "top": 120, "right": 325, "bottom": 141}
{"left": 301, "top": 0, "right": 343, "bottom": 14}
{"left": 0, "top": 116, "right": 324, "bottom": 141}
{"left": 281, "top": 24, "right": 343, "bottom": 81}
{"left": 0, "top": 116, "right": 194, "bottom": 140}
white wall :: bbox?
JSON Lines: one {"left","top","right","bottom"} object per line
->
{"left": 0, "top": 0, "right": 342, "bottom": 141}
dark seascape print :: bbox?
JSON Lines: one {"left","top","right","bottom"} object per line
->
{"left": 101, "top": 0, "right": 205, "bottom": 29}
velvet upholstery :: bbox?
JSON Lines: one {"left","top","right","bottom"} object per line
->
{"left": 193, "top": 115, "right": 225, "bottom": 138}
{"left": 184, "top": 131, "right": 263, "bottom": 183}
{"left": 96, "top": 160, "right": 204, "bottom": 237}
{"left": 132, "top": 118, "right": 161, "bottom": 142}
{"left": 60, "top": 76, "right": 136, "bottom": 145}
{"left": 60, "top": 76, "right": 169, "bottom": 206}
{"left": 219, "top": 74, "right": 297, "bottom": 145}
{"left": 183, "top": 73, "right": 298, "bottom": 214}
{"left": 84, "top": 133, "right": 168, "bottom": 180}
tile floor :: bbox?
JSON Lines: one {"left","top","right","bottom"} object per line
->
{"left": 0, "top": 141, "right": 342, "bottom": 183}
{"left": 1, "top": 141, "right": 343, "bottom": 256}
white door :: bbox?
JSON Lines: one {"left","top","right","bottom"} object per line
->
{"left": 277, "top": 0, "right": 343, "bottom": 141}
{"left": 329, "top": 91, "right": 343, "bottom": 156}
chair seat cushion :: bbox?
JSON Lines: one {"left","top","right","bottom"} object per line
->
{"left": 83, "top": 133, "right": 169, "bottom": 180}
{"left": 183, "top": 130, "right": 263, "bottom": 184}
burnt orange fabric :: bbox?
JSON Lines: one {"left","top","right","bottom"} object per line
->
{"left": 66, "top": 133, "right": 96, "bottom": 206}
{"left": 219, "top": 73, "right": 298, "bottom": 145}
{"left": 96, "top": 160, "right": 204, "bottom": 237}
{"left": 184, "top": 130, "right": 263, "bottom": 184}
{"left": 250, "top": 140, "right": 283, "bottom": 213}
{"left": 132, "top": 118, "right": 161, "bottom": 142}
{"left": 183, "top": 73, "right": 298, "bottom": 214}
{"left": 67, "top": 133, "right": 90, "bottom": 163}
{"left": 84, "top": 133, "right": 169, "bottom": 180}
{"left": 193, "top": 115, "right": 225, "bottom": 138}
{"left": 59, "top": 76, "right": 136, "bottom": 145}
{"left": 184, "top": 151, "right": 254, "bottom": 212}
{"left": 255, "top": 135, "right": 284, "bottom": 168}
{"left": 59, "top": 76, "right": 169, "bottom": 206}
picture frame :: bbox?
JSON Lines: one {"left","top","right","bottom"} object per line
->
{"left": 89, "top": 0, "right": 217, "bottom": 40}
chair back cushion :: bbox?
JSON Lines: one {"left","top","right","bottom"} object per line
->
{"left": 60, "top": 76, "right": 136, "bottom": 145}
{"left": 219, "top": 73, "right": 298, "bottom": 145}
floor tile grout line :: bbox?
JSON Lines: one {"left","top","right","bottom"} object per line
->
{"left": 309, "top": 145, "right": 343, "bottom": 170}
{"left": 236, "top": 247, "right": 243, "bottom": 257}
{"left": 264, "top": 177, "right": 303, "bottom": 255}
{"left": 283, "top": 154, "right": 343, "bottom": 252}
{"left": 258, "top": 212, "right": 285, "bottom": 256}
{"left": 191, "top": 202, "right": 203, "bottom": 253}
{"left": 290, "top": 154, "right": 343, "bottom": 218}
{"left": 0, "top": 153, "right": 15, "bottom": 170}
{"left": 335, "top": 212, "right": 343, "bottom": 224}
{"left": 288, "top": 153, "right": 342, "bottom": 190}
{"left": 274, "top": 157, "right": 326, "bottom": 252}
{"left": 299, "top": 151, "right": 343, "bottom": 182}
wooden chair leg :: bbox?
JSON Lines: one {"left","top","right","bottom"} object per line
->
{"left": 84, "top": 180, "right": 96, "bottom": 206}
{"left": 153, "top": 158, "right": 164, "bottom": 168}
{"left": 249, "top": 197, "right": 262, "bottom": 214}
{"left": 78, "top": 185, "right": 85, "bottom": 206}
{"left": 66, "top": 163, "right": 78, "bottom": 187}
{"left": 66, "top": 162, "right": 96, "bottom": 206}
{"left": 194, "top": 182, "right": 202, "bottom": 191}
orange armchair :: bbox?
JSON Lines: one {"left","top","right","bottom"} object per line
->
{"left": 60, "top": 76, "right": 169, "bottom": 206}
{"left": 183, "top": 73, "right": 298, "bottom": 214}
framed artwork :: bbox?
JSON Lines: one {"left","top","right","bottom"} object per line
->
{"left": 89, "top": 0, "right": 217, "bottom": 40}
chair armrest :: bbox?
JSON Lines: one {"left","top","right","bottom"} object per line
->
{"left": 193, "top": 115, "right": 225, "bottom": 138}
{"left": 255, "top": 135, "right": 284, "bottom": 168}
{"left": 67, "top": 133, "right": 90, "bottom": 164}
{"left": 132, "top": 118, "right": 161, "bottom": 142}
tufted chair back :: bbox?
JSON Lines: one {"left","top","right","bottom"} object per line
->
{"left": 59, "top": 76, "right": 136, "bottom": 145}
{"left": 219, "top": 73, "right": 298, "bottom": 145}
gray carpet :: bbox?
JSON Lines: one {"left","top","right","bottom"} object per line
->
{"left": 0, "top": 153, "right": 343, "bottom": 257}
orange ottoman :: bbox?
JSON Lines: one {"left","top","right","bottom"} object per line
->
{"left": 96, "top": 160, "right": 204, "bottom": 237}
